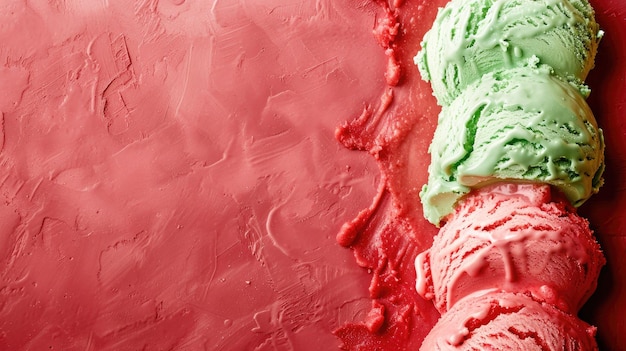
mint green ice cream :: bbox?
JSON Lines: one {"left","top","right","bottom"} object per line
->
{"left": 415, "top": 0, "right": 602, "bottom": 106}
{"left": 420, "top": 66, "right": 604, "bottom": 225}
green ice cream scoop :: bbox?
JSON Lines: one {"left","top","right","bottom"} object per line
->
{"left": 415, "top": 0, "right": 602, "bottom": 106}
{"left": 420, "top": 66, "right": 604, "bottom": 226}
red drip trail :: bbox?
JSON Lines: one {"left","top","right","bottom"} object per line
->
{"left": 334, "top": 0, "right": 444, "bottom": 349}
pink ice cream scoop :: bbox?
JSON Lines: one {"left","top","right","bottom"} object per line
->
{"left": 420, "top": 291, "right": 599, "bottom": 350}
{"left": 415, "top": 183, "right": 605, "bottom": 314}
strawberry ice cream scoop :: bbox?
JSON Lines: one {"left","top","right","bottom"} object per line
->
{"left": 415, "top": 183, "right": 605, "bottom": 314}
{"left": 420, "top": 291, "right": 599, "bottom": 350}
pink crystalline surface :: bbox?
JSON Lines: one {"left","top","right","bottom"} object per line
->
{"left": 416, "top": 183, "right": 605, "bottom": 314}
{"left": 420, "top": 291, "right": 599, "bottom": 351}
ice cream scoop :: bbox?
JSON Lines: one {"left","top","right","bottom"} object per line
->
{"left": 416, "top": 183, "right": 605, "bottom": 314}
{"left": 420, "top": 65, "right": 604, "bottom": 225}
{"left": 419, "top": 291, "right": 599, "bottom": 350}
{"left": 415, "top": 0, "right": 602, "bottom": 106}
{"left": 413, "top": 0, "right": 607, "bottom": 349}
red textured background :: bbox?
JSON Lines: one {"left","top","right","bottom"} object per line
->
{"left": 0, "top": 0, "right": 623, "bottom": 350}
